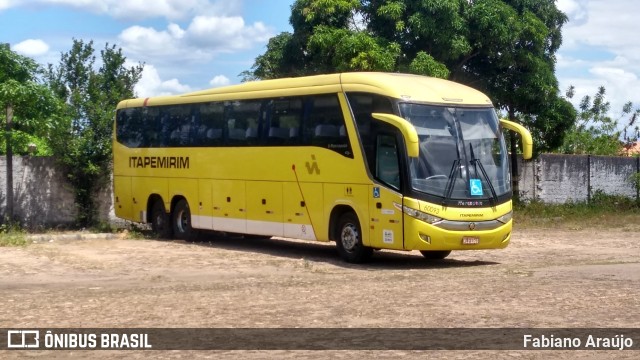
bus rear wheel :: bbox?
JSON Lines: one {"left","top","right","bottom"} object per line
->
{"left": 172, "top": 199, "right": 197, "bottom": 242}
{"left": 335, "top": 212, "right": 372, "bottom": 263}
{"left": 151, "top": 200, "right": 172, "bottom": 239}
{"left": 419, "top": 250, "right": 451, "bottom": 260}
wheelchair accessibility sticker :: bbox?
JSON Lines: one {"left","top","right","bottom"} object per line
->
{"left": 373, "top": 187, "right": 380, "bottom": 198}
{"left": 470, "top": 179, "right": 483, "bottom": 196}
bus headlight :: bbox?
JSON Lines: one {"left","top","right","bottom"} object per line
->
{"left": 402, "top": 205, "right": 442, "bottom": 224}
{"left": 496, "top": 211, "right": 513, "bottom": 224}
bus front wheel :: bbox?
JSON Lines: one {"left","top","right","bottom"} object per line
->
{"left": 172, "top": 199, "right": 197, "bottom": 242}
{"left": 335, "top": 212, "right": 372, "bottom": 263}
{"left": 151, "top": 200, "right": 172, "bottom": 239}
{"left": 419, "top": 250, "right": 451, "bottom": 260}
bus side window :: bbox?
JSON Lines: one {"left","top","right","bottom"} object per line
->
{"left": 116, "top": 108, "right": 138, "bottom": 147}
{"left": 268, "top": 98, "right": 302, "bottom": 146}
{"left": 227, "top": 100, "right": 263, "bottom": 146}
{"left": 199, "top": 102, "right": 225, "bottom": 146}
{"left": 144, "top": 107, "right": 161, "bottom": 147}
{"left": 305, "top": 94, "right": 353, "bottom": 157}
{"left": 164, "top": 105, "right": 191, "bottom": 147}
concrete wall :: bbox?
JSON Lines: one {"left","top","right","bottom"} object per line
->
{"left": 519, "top": 154, "right": 639, "bottom": 203}
{"left": 0, "top": 154, "right": 638, "bottom": 227}
{"left": 0, "top": 156, "right": 114, "bottom": 229}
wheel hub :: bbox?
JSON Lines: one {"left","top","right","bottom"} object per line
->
{"left": 176, "top": 210, "right": 188, "bottom": 233}
{"left": 341, "top": 224, "right": 358, "bottom": 251}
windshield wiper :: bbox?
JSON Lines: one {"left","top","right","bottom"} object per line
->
{"left": 469, "top": 144, "right": 498, "bottom": 206}
{"left": 442, "top": 159, "right": 460, "bottom": 206}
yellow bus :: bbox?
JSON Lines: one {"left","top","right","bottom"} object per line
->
{"left": 113, "top": 72, "right": 532, "bottom": 263}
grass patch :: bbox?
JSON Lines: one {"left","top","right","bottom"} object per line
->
{"left": 514, "top": 191, "right": 640, "bottom": 230}
{"left": 89, "top": 221, "right": 119, "bottom": 234}
{"left": 119, "top": 222, "right": 154, "bottom": 240}
{"left": 0, "top": 224, "right": 28, "bottom": 247}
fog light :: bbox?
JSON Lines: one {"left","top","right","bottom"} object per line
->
{"left": 502, "top": 233, "right": 510, "bottom": 241}
{"left": 419, "top": 233, "right": 431, "bottom": 244}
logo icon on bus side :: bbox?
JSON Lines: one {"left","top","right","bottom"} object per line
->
{"left": 305, "top": 155, "right": 320, "bottom": 175}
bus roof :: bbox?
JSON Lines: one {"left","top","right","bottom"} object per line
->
{"left": 339, "top": 72, "right": 492, "bottom": 105}
{"left": 118, "top": 72, "right": 493, "bottom": 109}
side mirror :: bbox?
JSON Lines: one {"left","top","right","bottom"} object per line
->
{"left": 500, "top": 119, "right": 533, "bottom": 160}
{"left": 372, "top": 113, "right": 419, "bottom": 158}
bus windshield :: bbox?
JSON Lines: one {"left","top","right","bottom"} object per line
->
{"left": 399, "top": 103, "right": 510, "bottom": 202}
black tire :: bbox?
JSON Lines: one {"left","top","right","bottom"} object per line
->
{"left": 419, "top": 250, "right": 451, "bottom": 260}
{"left": 335, "top": 212, "right": 373, "bottom": 263}
{"left": 172, "top": 199, "right": 197, "bottom": 242}
{"left": 151, "top": 200, "right": 172, "bottom": 239}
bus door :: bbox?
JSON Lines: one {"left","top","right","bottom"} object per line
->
{"left": 368, "top": 133, "right": 404, "bottom": 250}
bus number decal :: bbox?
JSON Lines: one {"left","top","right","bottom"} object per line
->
{"left": 422, "top": 204, "right": 440, "bottom": 215}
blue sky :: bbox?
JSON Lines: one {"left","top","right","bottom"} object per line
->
{"left": 1, "top": 0, "right": 639, "bottom": 120}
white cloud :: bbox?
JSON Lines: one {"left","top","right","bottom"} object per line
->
{"left": 557, "top": 0, "right": 640, "bottom": 122}
{"left": 209, "top": 75, "right": 230, "bottom": 87}
{"left": 590, "top": 67, "right": 637, "bottom": 84}
{"left": 12, "top": 39, "right": 50, "bottom": 56}
{"left": 557, "top": 0, "right": 588, "bottom": 24}
{"left": 134, "top": 64, "right": 192, "bottom": 97}
{"left": 5, "top": 0, "right": 241, "bottom": 21}
{"left": 556, "top": 53, "right": 587, "bottom": 70}
{"left": 587, "top": 67, "right": 640, "bottom": 115}
{"left": 0, "top": 0, "right": 17, "bottom": 11}
{"left": 563, "top": 1, "right": 639, "bottom": 55}
{"left": 119, "top": 25, "right": 179, "bottom": 57}
{"left": 187, "top": 16, "right": 272, "bottom": 51}
{"left": 119, "top": 16, "right": 274, "bottom": 64}
{"left": 559, "top": 70, "right": 640, "bottom": 125}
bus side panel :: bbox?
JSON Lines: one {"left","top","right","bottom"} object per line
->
{"left": 283, "top": 182, "right": 322, "bottom": 241}
{"left": 212, "top": 180, "right": 246, "bottom": 233}
{"left": 114, "top": 176, "right": 133, "bottom": 221}
{"left": 131, "top": 177, "right": 169, "bottom": 223}
{"left": 246, "top": 181, "right": 284, "bottom": 237}
{"left": 195, "top": 179, "right": 213, "bottom": 230}
{"left": 322, "top": 183, "right": 369, "bottom": 244}
{"left": 168, "top": 178, "right": 199, "bottom": 226}
{"left": 368, "top": 185, "right": 404, "bottom": 250}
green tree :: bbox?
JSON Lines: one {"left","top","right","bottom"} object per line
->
{"left": 561, "top": 86, "right": 639, "bottom": 155}
{"left": 0, "top": 44, "right": 59, "bottom": 155}
{"left": 520, "top": 96, "right": 576, "bottom": 154}
{"left": 0, "top": 44, "right": 60, "bottom": 221}
{"left": 245, "top": 0, "right": 573, "bottom": 153}
{"left": 45, "top": 39, "right": 143, "bottom": 226}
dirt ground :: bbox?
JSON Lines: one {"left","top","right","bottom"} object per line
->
{"left": 1, "top": 226, "right": 639, "bottom": 359}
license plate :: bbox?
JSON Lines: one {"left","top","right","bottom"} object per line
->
{"left": 462, "top": 236, "right": 479, "bottom": 245}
